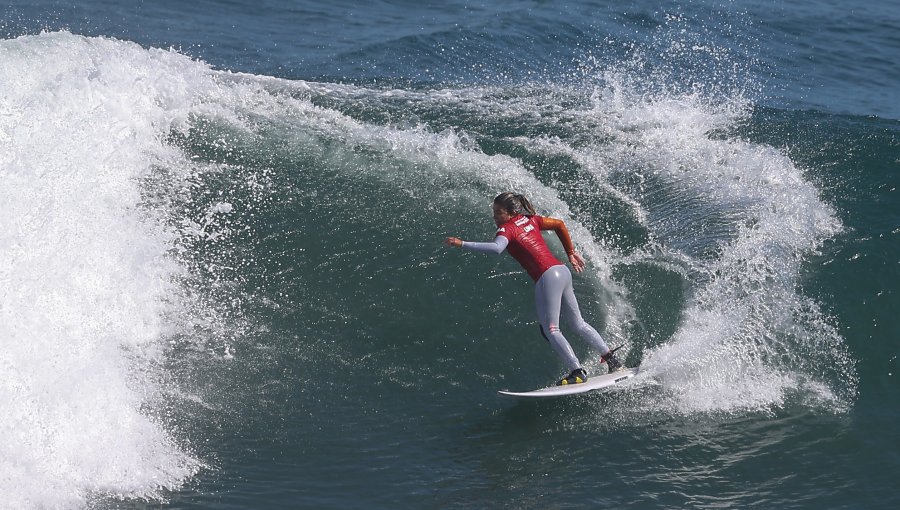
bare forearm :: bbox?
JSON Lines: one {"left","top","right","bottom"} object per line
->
{"left": 541, "top": 217, "right": 575, "bottom": 255}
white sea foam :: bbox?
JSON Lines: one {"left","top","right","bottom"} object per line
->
{"left": 582, "top": 78, "right": 853, "bottom": 414}
{"left": 0, "top": 32, "right": 228, "bottom": 507}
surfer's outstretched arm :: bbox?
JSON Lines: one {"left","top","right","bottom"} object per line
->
{"left": 445, "top": 235, "right": 509, "bottom": 254}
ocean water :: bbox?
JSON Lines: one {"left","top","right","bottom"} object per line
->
{"left": 1, "top": 1, "right": 897, "bottom": 508}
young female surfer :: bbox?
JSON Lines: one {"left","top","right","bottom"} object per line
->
{"left": 445, "top": 192, "right": 622, "bottom": 385}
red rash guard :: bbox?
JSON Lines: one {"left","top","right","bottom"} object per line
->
{"left": 496, "top": 215, "right": 565, "bottom": 281}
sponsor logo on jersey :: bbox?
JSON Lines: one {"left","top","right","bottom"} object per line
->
{"left": 514, "top": 216, "right": 530, "bottom": 227}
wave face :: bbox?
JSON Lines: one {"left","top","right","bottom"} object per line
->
{"left": 1, "top": 28, "right": 876, "bottom": 508}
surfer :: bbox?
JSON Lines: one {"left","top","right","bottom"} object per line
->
{"left": 445, "top": 192, "right": 622, "bottom": 385}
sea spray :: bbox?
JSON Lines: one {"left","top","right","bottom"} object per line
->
{"left": 581, "top": 77, "right": 854, "bottom": 414}
{"left": 0, "top": 32, "right": 221, "bottom": 506}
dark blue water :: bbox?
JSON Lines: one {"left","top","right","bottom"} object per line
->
{"left": 2, "top": 1, "right": 898, "bottom": 508}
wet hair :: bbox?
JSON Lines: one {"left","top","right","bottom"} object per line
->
{"left": 493, "top": 192, "right": 537, "bottom": 217}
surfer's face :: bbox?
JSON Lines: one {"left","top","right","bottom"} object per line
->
{"left": 493, "top": 203, "right": 513, "bottom": 227}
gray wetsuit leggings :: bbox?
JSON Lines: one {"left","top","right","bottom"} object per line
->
{"left": 536, "top": 265, "right": 611, "bottom": 372}
{"left": 459, "top": 237, "right": 611, "bottom": 371}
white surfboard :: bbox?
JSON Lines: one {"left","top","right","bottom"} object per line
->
{"left": 498, "top": 367, "right": 640, "bottom": 399}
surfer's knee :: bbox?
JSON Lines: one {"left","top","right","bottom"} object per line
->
{"left": 539, "top": 323, "right": 561, "bottom": 342}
